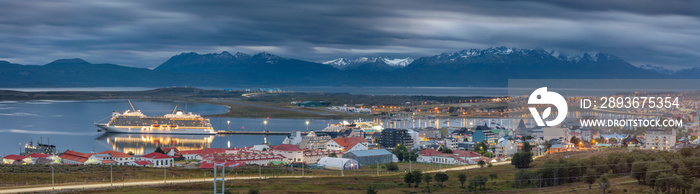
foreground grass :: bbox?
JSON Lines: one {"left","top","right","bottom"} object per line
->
{"left": 77, "top": 149, "right": 650, "bottom": 193}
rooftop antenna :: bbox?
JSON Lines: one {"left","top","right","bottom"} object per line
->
{"left": 172, "top": 104, "right": 178, "bottom": 114}
{"left": 128, "top": 99, "right": 137, "bottom": 112}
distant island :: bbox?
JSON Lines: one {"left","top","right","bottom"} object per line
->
{"left": 0, "top": 46, "right": 696, "bottom": 88}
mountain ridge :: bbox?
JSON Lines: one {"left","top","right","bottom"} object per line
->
{"left": 0, "top": 47, "right": 696, "bottom": 87}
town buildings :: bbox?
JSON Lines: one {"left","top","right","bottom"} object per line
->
{"left": 298, "top": 131, "right": 332, "bottom": 150}
{"left": 643, "top": 130, "right": 677, "bottom": 150}
{"left": 378, "top": 128, "right": 414, "bottom": 148}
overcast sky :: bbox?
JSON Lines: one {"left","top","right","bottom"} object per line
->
{"left": 0, "top": 0, "right": 698, "bottom": 69}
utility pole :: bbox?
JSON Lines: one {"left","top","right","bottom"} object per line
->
{"left": 110, "top": 165, "right": 113, "bottom": 186}
{"left": 376, "top": 161, "right": 379, "bottom": 176}
{"left": 302, "top": 163, "right": 304, "bottom": 177}
{"left": 50, "top": 166, "right": 54, "bottom": 190}
{"left": 259, "top": 165, "right": 261, "bottom": 179}
{"left": 164, "top": 168, "right": 167, "bottom": 184}
{"left": 214, "top": 163, "right": 225, "bottom": 194}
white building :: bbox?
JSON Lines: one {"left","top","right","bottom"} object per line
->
{"left": 317, "top": 157, "right": 360, "bottom": 170}
{"left": 643, "top": 130, "right": 677, "bottom": 150}
{"left": 92, "top": 151, "right": 134, "bottom": 165}
{"left": 495, "top": 139, "right": 518, "bottom": 157}
{"left": 282, "top": 131, "right": 303, "bottom": 145}
{"left": 140, "top": 152, "right": 174, "bottom": 168}
{"left": 416, "top": 149, "right": 485, "bottom": 165}
{"left": 407, "top": 129, "right": 422, "bottom": 149}
{"left": 272, "top": 144, "right": 305, "bottom": 163}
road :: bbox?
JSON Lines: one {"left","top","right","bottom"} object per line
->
{"left": 0, "top": 175, "right": 319, "bottom": 193}
{"left": 0, "top": 159, "right": 531, "bottom": 193}
{"left": 423, "top": 160, "right": 511, "bottom": 173}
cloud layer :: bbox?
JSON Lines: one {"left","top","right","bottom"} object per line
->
{"left": 0, "top": 0, "right": 698, "bottom": 69}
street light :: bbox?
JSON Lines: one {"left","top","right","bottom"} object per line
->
{"left": 305, "top": 121, "right": 310, "bottom": 131}
{"left": 263, "top": 120, "right": 268, "bottom": 130}
{"left": 227, "top": 120, "right": 230, "bottom": 130}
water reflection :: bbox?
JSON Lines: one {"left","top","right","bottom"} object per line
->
{"left": 95, "top": 133, "right": 214, "bottom": 155}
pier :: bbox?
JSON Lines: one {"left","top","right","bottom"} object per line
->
{"left": 216, "top": 130, "right": 309, "bottom": 135}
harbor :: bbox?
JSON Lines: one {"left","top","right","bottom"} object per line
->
{"left": 215, "top": 130, "right": 308, "bottom": 135}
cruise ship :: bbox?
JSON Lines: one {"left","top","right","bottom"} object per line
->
{"left": 323, "top": 118, "right": 384, "bottom": 133}
{"left": 95, "top": 102, "right": 216, "bottom": 135}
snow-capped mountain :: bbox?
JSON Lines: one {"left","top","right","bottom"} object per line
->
{"left": 639, "top": 64, "right": 675, "bottom": 75}
{"left": 322, "top": 57, "right": 414, "bottom": 71}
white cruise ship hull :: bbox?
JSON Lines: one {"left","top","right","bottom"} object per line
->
{"left": 96, "top": 124, "right": 216, "bottom": 135}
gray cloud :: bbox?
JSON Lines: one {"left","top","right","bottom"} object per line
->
{"left": 0, "top": 0, "right": 697, "bottom": 69}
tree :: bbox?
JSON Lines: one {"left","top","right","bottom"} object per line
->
{"left": 512, "top": 170, "right": 532, "bottom": 188}
{"left": 476, "top": 175, "right": 488, "bottom": 189}
{"left": 489, "top": 173, "right": 498, "bottom": 184}
{"left": 435, "top": 172, "right": 449, "bottom": 187}
{"left": 366, "top": 185, "right": 378, "bottom": 194}
{"left": 544, "top": 141, "right": 552, "bottom": 155}
{"left": 599, "top": 173, "right": 610, "bottom": 193}
{"left": 404, "top": 172, "right": 414, "bottom": 188}
{"left": 126, "top": 151, "right": 134, "bottom": 156}
{"left": 511, "top": 152, "right": 533, "bottom": 168}
{"left": 412, "top": 170, "right": 423, "bottom": 188}
{"left": 154, "top": 147, "right": 165, "bottom": 154}
{"left": 458, "top": 173, "right": 467, "bottom": 188}
{"left": 522, "top": 142, "right": 533, "bottom": 152}
{"left": 424, "top": 173, "right": 432, "bottom": 192}
{"left": 408, "top": 150, "right": 418, "bottom": 162}
{"left": 474, "top": 141, "right": 489, "bottom": 155}
{"left": 329, "top": 152, "right": 337, "bottom": 157}
{"left": 248, "top": 189, "right": 260, "bottom": 194}
{"left": 393, "top": 144, "right": 408, "bottom": 161}
{"left": 440, "top": 148, "right": 453, "bottom": 154}
{"left": 692, "top": 179, "right": 700, "bottom": 193}
{"left": 478, "top": 160, "right": 486, "bottom": 168}
{"left": 386, "top": 162, "right": 399, "bottom": 172}
{"left": 570, "top": 136, "right": 580, "bottom": 146}
{"left": 631, "top": 161, "right": 647, "bottom": 184}
{"left": 584, "top": 168, "right": 597, "bottom": 189}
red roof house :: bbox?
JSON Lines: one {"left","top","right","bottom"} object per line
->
{"left": 142, "top": 152, "right": 172, "bottom": 159}
{"left": 3, "top": 155, "right": 29, "bottom": 164}
{"left": 60, "top": 150, "right": 91, "bottom": 164}
{"left": 273, "top": 144, "right": 303, "bottom": 152}
{"left": 97, "top": 150, "right": 133, "bottom": 158}
{"left": 26, "top": 153, "right": 51, "bottom": 158}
